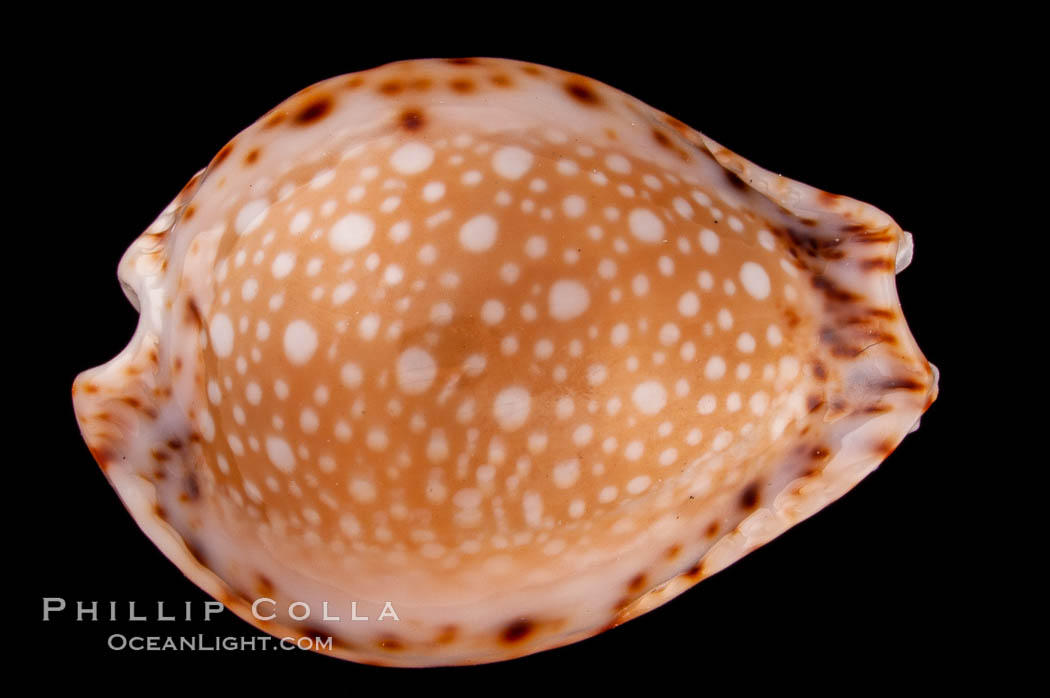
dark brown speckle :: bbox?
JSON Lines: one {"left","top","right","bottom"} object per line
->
{"left": 501, "top": 618, "right": 534, "bottom": 644}
{"left": 566, "top": 81, "right": 601, "bottom": 105}
{"left": 293, "top": 96, "right": 333, "bottom": 125}
{"left": 399, "top": 108, "right": 425, "bottom": 131}
{"left": 740, "top": 483, "right": 761, "bottom": 511}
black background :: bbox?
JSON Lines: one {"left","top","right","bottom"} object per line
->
{"left": 19, "top": 16, "right": 986, "bottom": 689}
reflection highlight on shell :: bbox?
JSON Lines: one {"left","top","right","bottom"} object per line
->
{"left": 72, "top": 57, "right": 938, "bottom": 666}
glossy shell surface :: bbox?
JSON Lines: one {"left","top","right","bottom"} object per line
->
{"left": 73, "top": 57, "right": 938, "bottom": 666}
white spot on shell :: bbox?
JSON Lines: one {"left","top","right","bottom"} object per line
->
{"left": 481, "top": 299, "right": 505, "bottom": 325}
{"left": 628, "top": 208, "right": 664, "bottom": 243}
{"left": 340, "top": 362, "right": 363, "bottom": 389}
{"left": 271, "top": 252, "right": 295, "bottom": 279}
{"left": 562, "top": 195, "right": 586, "bottom": 218}
{"left": 740, "top": 262, "right": 771, "bottom": 299}
{"left": 235, "top": 199, "right": 269, "bottom": 235}
{"left": 548, "top": 280, "right": 590, "bottom": 321}
{"left": 396, "top": 347, "right": 437, "bottom": 394}
{"left": 390, "top": 141, "right": 434, "bottom": 174}
{"left": 626, "top": 475, "right": 651, "bottom": 495}
{"left": 209, "top": 314, "right": 234, "bottom": 358}
{"left": 553, "top": 459, "right": 581, "bottom": 489}
{"left": 265, "top": 436, "right": 295, "bottom": 473}
{"left": 329, "top": 213, "right": 374, "bottom": 253}
{"left": 492, "top": 146, "right": 534, "bottom": 179}
{"left": 632, "top": 381, "right": 667, "bottom": 415}
{"left": 459, "top": 214, "right": 498, "bottom": 252}
{"left": 678, "top": 291, "right": 700, "bottom": 317}
{"left": 283, "top": 321, "right": 317, "bottom": 364}
{"left": 699, "top": 229, "right": 720, "bottom": 254}
{"left": 704, "top": 356, "right": 726, "bottom": 380}
{"left": 350, "top": 479, "right": 377, "bottom": 503}
{"left": 493, "top": 386, "right": 531, "bottom": 431}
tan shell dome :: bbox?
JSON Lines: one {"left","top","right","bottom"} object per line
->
{"left": 73, "top": 57, "right": 937, "bottom": 666}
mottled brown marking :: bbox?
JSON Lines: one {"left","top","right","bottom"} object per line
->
{"left": 776, "top": 225, "right": 846, "bottom": 261}
{"left": 344, "top": 76, "right": 364, "bottom": 89}
{"left": 869, "top": 330, "right": 898, "bottom": 346}
{"left": 447, "top": 57, "right": 477, "bottom": 66}
{"left": 812, "top": 275, "right": 860, "bottom": 303}
{"left": 740, "top": 483, "right": 761, "bottom": 511}
{"left": 725, "top": 169, "right": 749, "bottom": 191}
{"left": 154, "top": 504, "right": 167, "bottom": 520}
{"left": 853, "top": 231, "right": 895, "bottom": 244}
{"left": 376, "top": 634, "right": 404, "bottom": 651}
{"left": 212, "top": 143, "right": 233, "bottom": 166}
{"left": 627, "top": 573, "right": 647, "bottom": 593}
{"left": 256, "top": 574, "right": 274, "bottom": 595}
{"left": 811, "top": 446, "right": 829, "bottom": 460}
{"left": 522, "top": 65, "right": 542, "bottom": 75}
{"left": 244, "top": 148, "right": 260, "bottom": 165}
{"left": 830, "top": 343, "right": 863, "bottom": 358}
{"left": 652, "top": 129, "right": 672, "bottom": 148}
{"left": 378, "top": 80, "right": 403, "bottom": 96}
{"left": 812, "top": 361, "right": 828, "bottom": 380}
{"left": 409, "top": 77, "right": 432, "bottom": 91}
{"left": 566, "top": 81, "right": 601, "bottom": 105}
{"left": 300, "top": 625, "right": 332, "bottom": 643}
{"left": 293, "top": 96, "right": 333, "bottom": 125}
{"left": 88, "top": 445, "right": 116, "bottom": 471}
{"left": 450, "top": 78, "right": 475, "bottom": 93}
{"left": 860, "top": 257, "right": 894, "bottom": 271}
{"left": 263, "top": 111, "right": 286, "bottom": 129}
{"left": 185, "top": 298, "right": 203, "bottom": 327}
{"left": 685, "top": 560, "right": 705, "bottom": 579}
{"left": 399, "top": 108, "right": 425, "bottom": 131}
{"left": 819, "top": 190, "right": 842, "bottom": 204}
{"left": 173, "top": 357, "right": 183, "bottom": 373}
{"left": 183, "top": 205, "right": 197, "bottom": 221}
{"left": 167, "top": 438, "right": 183, "bottom": 451}
{"left": 665, "top": 543, "right": 682, "bottom": 559}
{"left": 604, "top": 127, "right": 618, "bottom": 140}
{"left": 501, "top": 618, "right": 534, "bottom": 644}
{"left": 179, "top": 173, "right": 202, "bottom": 198}
{"left": 807, "top": 395, "right": 825, "bottom": 413}
{"left": 490, "top": 74, "right": 512, "bottom": 87}
{"left": 863, "top": 404, "right": 891, "bottom": 414}
{"left": 704, "top": 521, "right": 719, "bottom": 539}
{"left": 664, "top": 114, "right": 689, "bottom": 132}
{"left": 881, "top": 377, "right": 926, "bottom": 392}
{"left": 435, "top": 625, "right": 458, "bottom": 644}
{"left": 184, "top": 473, "right": 200, "bottom": 501}
{"left": 877, "top": 438, "right": 899, "bottom": 457}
